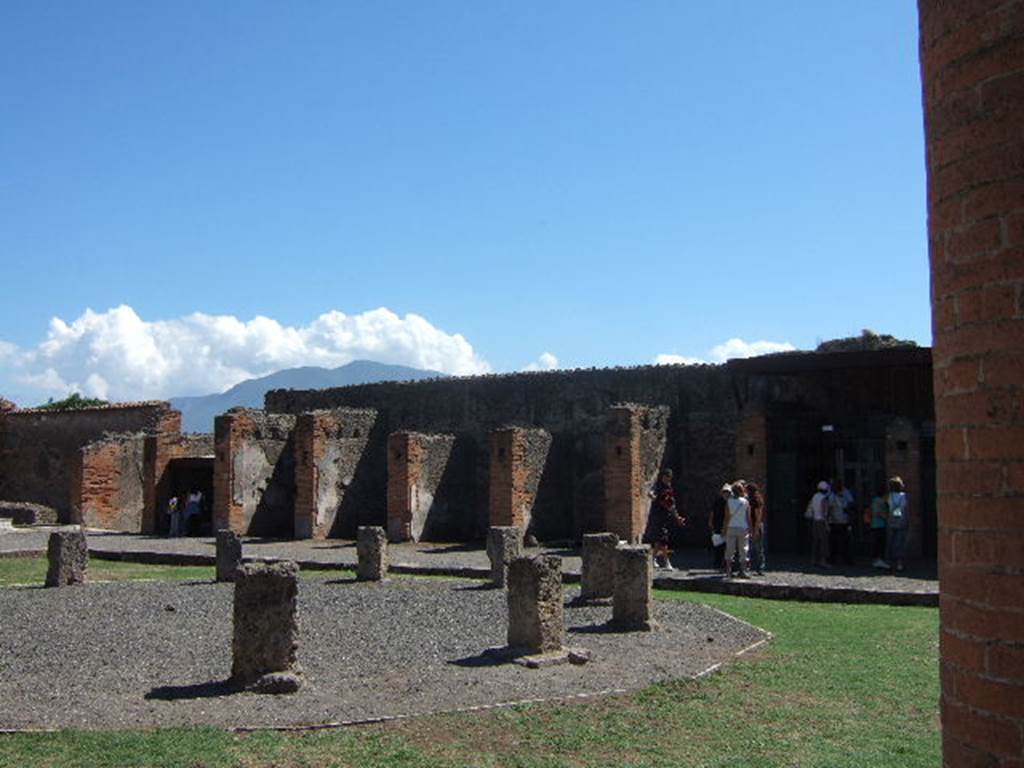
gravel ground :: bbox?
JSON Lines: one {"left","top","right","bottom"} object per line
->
{"left": 0, "top": 576, "right": 767, "bottom": 731}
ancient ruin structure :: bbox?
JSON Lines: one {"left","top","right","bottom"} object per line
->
{"left": 506, "top": 555, "right": 564, "bottom": 656}
{"left": 580, "top": 532, "right": 620, "bottom": 602}
{"left": 919, "top": 2, "right": 1024, "bottom": 765}
{"left": 44, "top": 530, "right": 88, "bottom": 587}
{"left": 356, "top": 525, "right": 388, "bottom": 581}
{"left": 486, "top": 525, "right": 523, "bottom": 587}
{"left": 231, "top": 561, "right": 302, "bottom": 694}
{"left": 215, "top": 529, "right": 243, "bottom": 582}
{"left": 612, "top": 545, "right": 656, "bottom": 631}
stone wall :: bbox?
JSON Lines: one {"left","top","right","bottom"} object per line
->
{"left": 213, "top": 409, "right": 297, "bottom": 536}
{"left": 0, "top": 402, "right": 180, "bottom": 522}
{"left": 72, "top": 433, "right": 147, "bottom": 531}
{"left": 294, "top": 408, "right": 379, "bottom": 539}
{"left": 919, "top": 1, "right": 1024, "bottom": 765}
{"left": 386, "top": 431, "right": 459, "bottom": 542}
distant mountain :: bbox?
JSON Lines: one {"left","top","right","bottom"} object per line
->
{"left": 170, "top": 360, "right": 444, "bottom": 433}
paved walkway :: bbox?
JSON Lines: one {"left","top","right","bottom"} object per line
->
{"left": 0, "top": 526, "right": 938, "bottom": 606}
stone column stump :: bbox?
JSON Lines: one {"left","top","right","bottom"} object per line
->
{"left": 507, "top": 555, "right": 564, "bottom": 655}
{"left": 231, "top": 561, "right": 302, "bottom": 694}
{"left": 612, "top": 544, "right": 656, "bottom": 631}
{"left": 216, "top": 529, "right": 243, "bottom": 582}
{"left": 487, "top": 525, "right": 523, "bottom": 588}
{"left": 357, "top": 526, "right": 388, "bottom": 581}
{"left": 44, "top": 530, "right": 88, "bottom": 587}
{"left": 580, "top": 532, "right": 620, "bottom": 602}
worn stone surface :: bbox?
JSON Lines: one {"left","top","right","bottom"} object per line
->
{"left": 357, "top": 526, "right": 388, "bottom": 581}
{"left": 45, "top": 530, "right": 88, "bottom": 587}
{"left": 580, "top": 532, "right": 620, "bottom": 601}
{"left": 486, "top": 526, "right": 523, "bottom": 587}
{"left": 231, "top": 560, "right": 302, "bottom": 693}
{"left": 0, "top": 501, "right": 59, "bottom": 526}
{"left": 386, "top": 431, "right": 457, "bottom": 542}
{"left": 488, "top": 427, "right": 552, "bottom": 533}
{"left": 215, "top": 529, "right": 243, "bottom": 582}
{"left": 507, "top": 555, "right": 564, "bottom": 655}
{"left": 613, "top": 545, "right": 655, "bottom": 631}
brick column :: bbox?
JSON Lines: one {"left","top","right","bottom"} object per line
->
{"left": 604, "top": 405, "right": 668, "bottom": 543}
{"left": 293, "top": 413, "right": 327, "bottom": 540}
{"left": 919, "top": 2, "right": 1024, "bottom": 765}
{"left": 488, "top": 427, "right": 552, "bottom": 532}
{"left": 214, "top": 411, "right": 249, "bottom": 534}
{"left": 386, "top": 431, "right": 455, "bottom": 542}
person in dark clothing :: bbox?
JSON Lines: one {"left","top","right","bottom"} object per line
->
{"left": 644, "top": 469, "right": 685, "bottom": 570}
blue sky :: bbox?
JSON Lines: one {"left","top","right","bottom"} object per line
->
{"left": 0, "top": 1, "right": 929, "bottom": 405}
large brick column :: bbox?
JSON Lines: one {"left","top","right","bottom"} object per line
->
{"left": 919, "top": 2, "right": 1024, "bottom": 766}
{"left": 604, "top": 404, "right": 669, "bottom": 543}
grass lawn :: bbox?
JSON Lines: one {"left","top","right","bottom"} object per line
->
{"left": 0, "top": 556, "right": 215, "bottom": 586}
{"left": 0, "top": 566, "right": 940, "bottom": 768}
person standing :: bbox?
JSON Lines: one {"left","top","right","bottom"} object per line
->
{"left": 829, "top": 479, "right": 855, "bottom": 566}
{"left": 708, "top": 483, "right": 730, "bottom": 570}
{"left": 723, "top": 482, "right": 751, "bottom": 579}
{"left": 809, "top": 481, "right": 831, "bottom": 569}
{"left": 746, "top": 482, "right": 767, "bottom": 575}
{"left": 644, "top": 469, "right": 684, "bottom": 571}
{"left": 166, "top": 496, "right": 180, "bottom": 537}
{"left": 886, "top": 476, "right": 909, "bottom": 573}
{"left": 183, "top": 490, "right": 202, "bottom": 537}
{"left": 870, "top": 484, "right": 890, "bottom": 569}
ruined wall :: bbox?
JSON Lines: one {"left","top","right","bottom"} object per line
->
{"left": 0, "top": 403, "right": 180, "bottom": 522}
{"left": 213, "top": 409, "right": 297, "bottom": 537}
{"left": 267, "top": 365, "right": 736, "bottom": 541}
{"left": 919, "top": 2, "right": 1024, "bottom": 765}
{"left": 604, "top": 404, "right": 670, "bottom": 542}
{"left": 73, "top": 434, "right": 147, "bottom": 531}
{"left": 144, "top": 432, "right": 214, "bottom": 534}
{"left": 489, "top": 427, "right": 553, "bottom": 534}
{"left": 387, "top": 431, "right": 458, "bottom": 541}
{"left": 294, "top": 408, "right": 378, "bottom": 539}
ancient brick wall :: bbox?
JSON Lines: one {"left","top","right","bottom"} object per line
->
{"left": 73, "top": 434, "right": 147, "bottom": 531}
{"left": 919, "top": 1, "right": 1024, "bottom": 765}
{"left": 294, "top": 408, "right": 378, "bottom": 539}
{"left": 488, "top": 427, "right": 552, "bottom": 533}
{"left": 604, "top": 404, "right": 670, "bottom": 543}
{"left": 386, "top": 431, "right": 457, "bottom": 541}
{"left": 0, "top": 403, "right": 180, "bottom": 522}
{"left": 213, "top": 409, "right": 297, "bottom": 536}
{"left": 143, "top": 433, "right": 214, "bottom": 534}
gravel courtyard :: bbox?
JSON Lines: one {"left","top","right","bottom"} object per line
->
{"left": 0, "top": 575, "right": 768, "bottom": 731}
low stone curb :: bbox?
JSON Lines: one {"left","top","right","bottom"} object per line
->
{"left": 73, "top": 548, "right": 939, "bottom": 607}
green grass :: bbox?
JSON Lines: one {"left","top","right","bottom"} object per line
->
{"left": 0, "top": 556, "right": 215, "bottom": 586}
{"left": 0, "top": 574, "right": 940, "bottom": 768}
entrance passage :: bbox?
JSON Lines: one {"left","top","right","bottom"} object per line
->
{"left": 164, "top": 457, "right": 214, "bottom": 536}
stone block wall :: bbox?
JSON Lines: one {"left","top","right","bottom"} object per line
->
{"left": 214, "top": 409, "right": 297, "bottom": 537}
{"left": 386, "top": 431, "right": 457, "bottom": 542}
{"left": 604, "top": 404, "right": 669, "bottom": 543}
{"left": 294, "top": 408, "right": 378, "bottom": 539}
{"left": 0, "top": 402, "right": 180, "bottom": 522}
{"left": 72, "top": 433, "right": 147, "bottom": 531}
{"left": 489, "top": 427, "right": 552, "bottom": 532}
{"left": 919, "top": 1, "right": 1024, "bottom": 765}
{"left": 143, "top": 432, "right": 214, "bottom": 534}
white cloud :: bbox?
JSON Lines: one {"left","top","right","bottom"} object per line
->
{"left": 0, "top": 305, "right": 492, "bottom": 402}
{"left": 523, "top": 352, "right": 559, "bottom": 372}
{"left": 655, "top": 338, "right": 795, "bottom": 366}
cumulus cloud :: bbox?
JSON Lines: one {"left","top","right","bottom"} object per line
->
{"left": 0, "top": 305, "right": 492, "bottom": 402}
{"left": 655, "top": 337, "right": 796, "bottom": 366}
{"left": 523, "top": 352, "right": 559, "bottom": 372}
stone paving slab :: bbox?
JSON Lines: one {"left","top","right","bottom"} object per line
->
{"left": 0, "top": 526, "right": 938, "bottom": 606}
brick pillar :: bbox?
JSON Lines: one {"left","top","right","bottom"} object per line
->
{"left": 605, "top": 405, "right": 669, "bottom": 543}
{"left": 885, "top": 418, "right": 923, "bottom": 557}
{"left": 213, "top": 411, "right": 249, "bottom": 534}
{"left": 387, "top": 432, "right": 426, "bottom": 542}
{"left": 489, "top": 427, "right": 552, "bottom": 532}
{"left": 919, "top": 2, "right": 1024, "bottom": 765}
{"left": 293, "top": 413, "right": 326, "bottom": 540}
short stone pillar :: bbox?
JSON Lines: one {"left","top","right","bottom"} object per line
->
{"left": 231, "top": 561, "right": 302, "bottom": 694}
{"left": 44, "top": 530, "right": 88, "bottom": 587}
{"left": 357, "top": 526, "right": 388, "bottom": 581}
{"left": 216, "top": 529, "right": 243, "bottom": 582}
{"left": 580, "top": 532, "right": 619, "bottom": 601}
{"left": 507, "top": 555, "right": 564, "bottom": 655}
{"left": 612, "top": 545, "right": 656, "bottom": 631}
{"left": 487, "top": 525, "right": 523, "bottom": 588}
